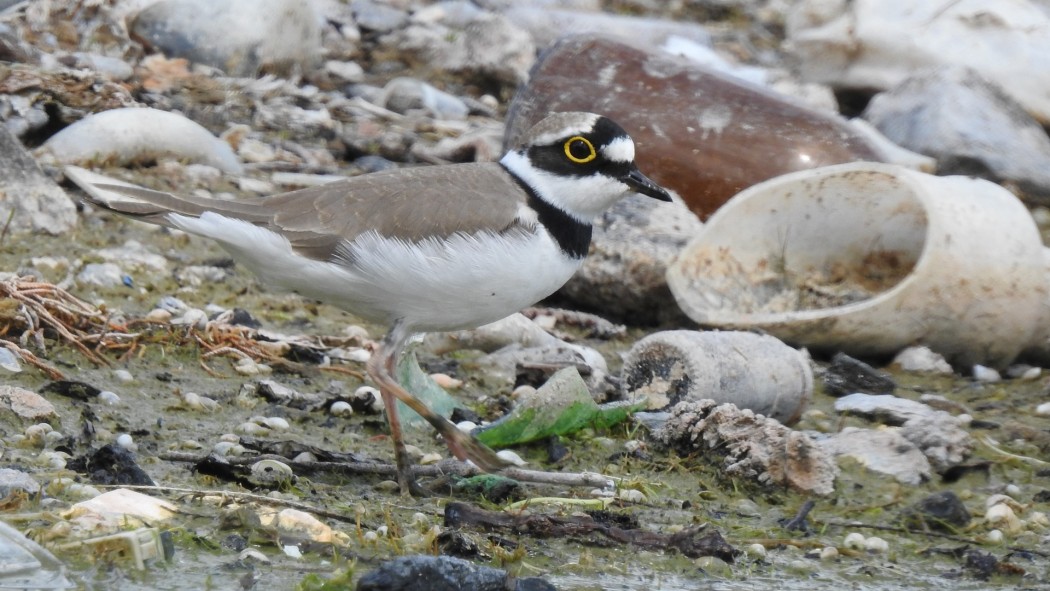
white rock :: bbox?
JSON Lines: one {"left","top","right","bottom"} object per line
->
{"left": 986, "top": 503, "right": 1023, "bottom": 534}
{"left": 47, "top": 109, "right": 243, "bottom": 173}
{"left": 115, "top": 433, "right": 136, "bottom": 451}
{"left": 892, "top": 346, "right": 954, "bottom": 374}
{"left": 496, "top": 449, "right": 527, "bottom": 467}
{"left": 261, "top": 417, "right": 290, "bottom": 431}
{"left": 113, "top": 369, "right": 134, "bottom": 383}
{"left": 843, "top": 532, "right": 866, "bottom": 550}
{"left": 972, "top": 365, "right": 1002, "bottom": 383}
{"left": 98, "top": 391, "right": 121, "bottom": 405}
{"left": 455, "top": 420, "right": 478, "bottom": 433}
{"left": 329, "top": 401, "right": 354, "bottom": 417}
{"left": 746, "top": 543, "right": 767, "bottom": 558}
{"left": 864, "top": 537, "right": 889, "bottom": 553}
{"left": 819, "top": 546, "right": 839, "bottom": 560}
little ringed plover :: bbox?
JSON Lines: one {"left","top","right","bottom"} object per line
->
{"left": 84, "top": 111, "right": 672, "bottom": 495}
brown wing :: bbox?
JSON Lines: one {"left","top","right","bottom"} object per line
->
{"left": 91, "top": 162, "right": 530, "bottom": 261}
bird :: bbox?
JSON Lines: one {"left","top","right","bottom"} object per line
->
{"left": 81, "top": 111, "right": 672, "bottom": 495}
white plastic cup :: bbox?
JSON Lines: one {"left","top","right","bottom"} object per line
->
{"left": 622, "top": 330, "right": 813, "bottom": 425}
{"left": 666, "top": 162, "right": 1050, "bottom": 369}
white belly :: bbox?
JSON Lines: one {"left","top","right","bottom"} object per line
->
{"left": 171, "top": 213, "right": 582, "bottom": 332}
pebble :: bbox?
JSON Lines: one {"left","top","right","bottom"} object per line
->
{"left": 891, "top": 346, "right": 954, "bottom": 374}
{"left": 115, "top": 433, "right": 136, "bottom": 451}
{"left": 430, "top": 373, "right": 463, "bottom": 389}
{"left": 972, "top": 365, "right": 1002, "bottom": 383}
{"left": 76, "top": 263, "right": 126, "bottom": 288}
{"left": 1035, "top": 402, "right": 1050, "bottom": 416}
{"left": 250, "top": 459, "right": 294, "bottom": 485}
{"left": 843, "top": 532, "right": 866, "bottom": 550}
{"left": 98, "top": 391, "right": 121, "bottom": 405}
{"left": 985, "top": 503, "right": 1023, "bottom": 534}
{"left": 984, "top": 529, "right": 1004, "bottom": 543}
{"left": 819, "top": 547, "right": 839, "bottom": 561}
{"left": 113, "top": 369, "right": 134, "bottom": 383}
{"left": 182, "top": 392, "right": 219, "bottom": 412}
{"left": 24, "top": 423, "right": 53, "bottom": 446}
{"left": 419, "top": 452, "right": 443, "bottom": 465}
{"left": 455, "top": 420, "right": 478, "bottom": 433}
{"left": 329, "top": 401, "right": 354, "bottom": 417}
{"left": 261, "top": 417, "right": 290, "bottom": 431}
{"left": 864, "top": 537, "right": 889, "bottom": 553}
{"left": 746, "top": 543, "right": 767, "bottom": 558}
{"left": 0, "top": 348, "right": 22, "bottom": 372}
{"left": 495, "top": 449, "right": 526, "bottom": 467}
{"left": 617, "top": 489, "right": 646, "bottom": 503}
{"left": 144, "top": 308, "right": 173, "bottom": 323}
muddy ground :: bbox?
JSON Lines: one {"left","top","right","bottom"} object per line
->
{"left": 2, "top": 203, "right": 1050, "bottom": 590}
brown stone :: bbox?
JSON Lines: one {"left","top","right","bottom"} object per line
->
{"left": 505, "top": 35, "right": 883, "bottom": 219}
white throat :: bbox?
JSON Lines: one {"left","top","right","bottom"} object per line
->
{"left": 500, "top": 150, "right": 631, "bottom": 223}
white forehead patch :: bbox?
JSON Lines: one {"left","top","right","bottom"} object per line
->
{"left": 529, "top": 114, "right": 601, "bottom": 146}
{"left": 601, "top": 136, "right": 635, "bottom": 163}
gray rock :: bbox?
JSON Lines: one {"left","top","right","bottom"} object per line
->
{"left": 822, "top": 352, "right": 896, "bottom": 397}
{"left": 356, "top": 554, "right": 555, "bottom": 591}
{"left": 834, "top": 393, "right": 936, "bottom": 426}
{"left": 131, "top": 0, "right": 323, "bottom": 77}
{"left": 0, "top": 468, "right": 39, "bottom": 497}
{"left": 76, "top": 263, "right": 126, "bottom": 288}
{"left": 556, "top": 196, "right": 701, "bottom": 325}
{"left": 834, "top": 393, "right": 972, "bottom": 471}
{"left": 899, "top": 412, "right": 973, "bottom": 472}
{"left": 0, "top": 125, "right": 76, "bottom": 235}
{"left": 863, "top": 66, "right": 1050, "bottom": 203}
{"left": 902, "top": 491, "right": 971, "bottom": 532}
{"left": 821, "top": 427, "right": 931, "bottom": 485}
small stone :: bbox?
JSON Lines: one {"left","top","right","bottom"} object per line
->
{"left": 495, "top": 449, "right": 527, "bottom": 467}
{"left": 892, "top": 346, "right": 954, "bottom": 374}
{"left": 1035, "top": 402, "right": 1050, "bottom": 416}
{"left": 98, "top": 391, "right": 121, "bottom": 405}
{"left": 144, "top": 308, "right": 173, "bottom": 323}
{"left": 419, "top": 452, "right": 443, "bottom": 465}
{"left": 746, "top": 543, "right": 767, "bottom": 558}
{"left": 76, "top": 263, "right": 125, "bottom": 288}
{"left": 430, "top": 373, "right": 463, "bottom": 389}
{"left": 618, "top": 489, "right": 646, "bottom": 503}
{"left": 819, "top": 546, "right": 839, "bottom": 560}
{"left": 261, "top": 417, "right": 290, "bottom": 431}
{"left": 904, "top": 491, "right": 971, "bottom": 532}
{"left": 1006, "top": 365, "right": 1041, "bottom": 380}
{"left": 823, "top": 352, "right": 896, "bottom": 397}
{"left": 113, "top": 369, "right": 134, "bottom": 383}
{"left": 115, "top": 433, "right": 136, "bottom": 451}
{"left": 983, "top": 529, "right": 1004, "bottom": 543}
{"left": 329, "top": 401, "right": 354, "bottom": 417}
{"left": 985, "top": 503, "right": 1022, "bottom": 534}
{"left": 455, "top": 420, "right": 477, "bottom": 433}
{"left": 843, "top": 532, "right": 866, "bottom": 550}
{"left": 182, "top": 392, "right": 219, "bottom": 412}
{"left": 972, "top": 365, "right": 1002, "bottom": 383}
{"left": 864, "top": 537, "right": 889, "bottom": 553}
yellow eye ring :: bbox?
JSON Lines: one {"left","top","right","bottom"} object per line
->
{"left": 563, "top": 136, "right": 597, "bottom": 164}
